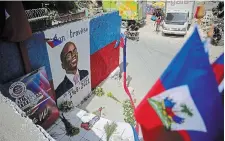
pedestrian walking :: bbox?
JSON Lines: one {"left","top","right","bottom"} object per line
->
{"left": 154, "top": 16, "right": 161, "bottom": 32}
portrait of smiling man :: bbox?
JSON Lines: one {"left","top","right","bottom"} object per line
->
{"left": 55, "top": 41, "right": 89, "bottom": 100}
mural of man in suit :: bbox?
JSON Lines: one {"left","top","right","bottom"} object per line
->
{"left": 55, "top": 41, "right": 89, "bottom": 100}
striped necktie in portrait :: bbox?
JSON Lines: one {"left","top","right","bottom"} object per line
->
{"left": 73, "top": 74, "right": 80, "bottom": 85}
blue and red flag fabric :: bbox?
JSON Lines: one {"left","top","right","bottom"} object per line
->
{"left": 46, "top": 38, "right": 62, "bottom": 48}
{"left": 120, "top": 33, "right": 125, "bottom": 48}
{"left": 131, "top": 125, "right": 140, "bottom": 141}
{"left": 212, "top": 53, "right": 224, "bottom": 94}
{"left": 122, "top": 33, "right": 139, "bottom": 133}
{"left": 194, "top": 6, "right": 200, "bottom": 19}
{"left": 122, "top": 33, "right": 135, "bottom": 110}
{"left": 135, "top": 26, "right": 224, "bottom": 141}
{"left": 212, "top": 53, "right": 224, "bottom": 84}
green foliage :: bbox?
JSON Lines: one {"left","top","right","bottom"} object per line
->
{"left": 93, "top": 87, "right": 105, "bottom": 97}
{"left": 122, "top": 100, "right": 135, "bottom": 126}
{"left": 58, "top": 101, "right": 74, "bottom": 112}
{"left": 67, "top": 127, "right": 80, "bottom": 136}
{"left": 104, "top": 122, "right": 117, "bottom": 141}
{"left": 107, "top": 92, "right": 121, "bottom": 103}
{"left": 60, "top": 114, "right": 80, "bottom": 136}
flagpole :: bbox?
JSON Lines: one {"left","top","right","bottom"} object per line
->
{"left": 122, "top": 35, "right": 140, "bottom": 135}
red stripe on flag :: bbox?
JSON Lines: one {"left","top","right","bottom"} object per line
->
{"left": 123, "top": 72, "right": 139, "bottom": 133}
{"left": 135, "top": 79, "right": 191, "bottom": 141}
{"left": 120, "top": 37, "right": 124, "bottom": 48}
{"left": 212, "top": 64, "right": 224, "bottom": 84}
{"left": 195, "top": 6, "right": 200, "bottom": 18}
{"left": 140, "top": 126, "right": 191, "bottom": 141}
{"left": 178, "top": 131, "right": 191, "bottom": 141}
{"left": 135, "top": 79, "right": 165, "bottom": 129}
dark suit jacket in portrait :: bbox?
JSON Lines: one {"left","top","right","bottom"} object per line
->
{"left": 55, "top": 69, "right": 89, "bottom": 100}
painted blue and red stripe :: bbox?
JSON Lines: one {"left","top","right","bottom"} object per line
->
{"left": 90, "top": 11, "right": 121, "bottom": 88}
{"left": 135, "top": 26, "right": 223, "bottom": 141}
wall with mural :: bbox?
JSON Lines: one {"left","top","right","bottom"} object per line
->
{"left": 0, "top": 11, "right": 121, "bottom": 131}
{"left": 44, "top": 19, "right": 92, "bottom": 107}
{"left": 90, "top": 11, "right": 121, "bottom": 88}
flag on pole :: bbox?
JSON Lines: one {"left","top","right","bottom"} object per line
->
{"left": 131, "top": 125, "right": 140, "bottom": 141}
{"left": 122, "top": 33, "right": 139, "bottom": 134}
{"left": 120, "top": 33, "right": 125, "bottom": 48}
{"left": 46, "top": 38, "right": 62, "bottom": 48}
{"left": 135, "top": 26, "right": 224, "bottom": 141}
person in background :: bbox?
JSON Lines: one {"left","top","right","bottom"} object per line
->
{"left": 155, "top": 9, "right": 161, "bottom": 18}
{"left": 154, "top": 16, "right": 161, "bottom": 32}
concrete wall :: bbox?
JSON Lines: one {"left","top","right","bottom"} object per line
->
{"left": 90, "top": 11, "right": 121, "bottom": 88}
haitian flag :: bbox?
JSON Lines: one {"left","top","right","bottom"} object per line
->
{"left": 46, "top": 38, "right": 62, "bottom": 48}
{"left": 135, "top": 26, "right": 224, "bottom": 141}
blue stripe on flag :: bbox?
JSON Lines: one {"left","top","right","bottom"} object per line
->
{"left": 131, "top": 125, "right": 140, "bottom": 141}
{"left": 215, "top": 53, "right": 224, "bottom": 65}
{"left": 123, "top": 35, "right": 127, "bottom": 73}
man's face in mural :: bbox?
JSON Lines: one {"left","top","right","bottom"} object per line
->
{"left": 61, "top": 42, "right": 78, "bottom": 72}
